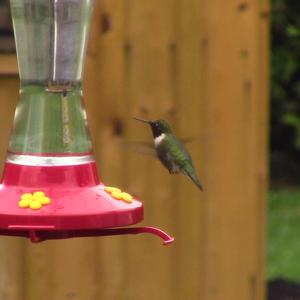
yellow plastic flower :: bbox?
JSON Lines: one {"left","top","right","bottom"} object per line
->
{"left": 121, "top": 192, "right": 133, "bottom": 203}
{"left": 104, "top": 186, "right": 121, "bottom": 193}
{"left": 18, "top": 191, "right": 51, "bottom": 210}
{"left": 111, "top": 191, "right": 123, "bottom": 200}
{"left": 104, "top": 186, "right": 133, "bottom": 203}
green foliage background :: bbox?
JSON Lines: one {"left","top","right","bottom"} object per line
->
{"left": 268, "top": 190, "right": 300, "bottom": 280}
{"left": 271, "top": 0, "right": 300, "bottom": 185}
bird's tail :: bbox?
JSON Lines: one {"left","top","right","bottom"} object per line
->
{"left": 185, "top": 167, "right": 204, "bottom": 191}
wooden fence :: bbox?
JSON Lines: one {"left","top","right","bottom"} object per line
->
{"left": 0, "top": 0, "right": 269, "bottom": 299}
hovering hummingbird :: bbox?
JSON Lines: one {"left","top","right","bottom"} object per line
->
{"left": 134, "top": 117, "right": 203, "bottom": 191}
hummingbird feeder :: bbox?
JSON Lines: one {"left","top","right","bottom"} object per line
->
{"left": 0, "top": 0, "right": 173, "bottom": 245}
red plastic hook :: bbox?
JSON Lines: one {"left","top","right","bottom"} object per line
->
{"left": 0, "top": 226, "right": 174, "bottom": 245}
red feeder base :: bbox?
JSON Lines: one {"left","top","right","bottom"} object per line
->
{"left": 0, "top": 162, "right": 174, "bottom": 245}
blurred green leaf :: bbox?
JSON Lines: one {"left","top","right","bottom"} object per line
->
{"left": 271, "top": 0, "right": 300, "bottom": 184}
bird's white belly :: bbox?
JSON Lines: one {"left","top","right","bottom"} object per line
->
{"left": 154, "top": 133, "right": 166, "bottom": 147}
{"left": 166, "top": 152, "right": 181, "bottom": 173}
{"left": 170, "top": 162, "right": 181, "bottom": 173}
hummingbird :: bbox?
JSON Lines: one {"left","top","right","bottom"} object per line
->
{"left": 134, "top": 117, "right": 203, "bottom": 191}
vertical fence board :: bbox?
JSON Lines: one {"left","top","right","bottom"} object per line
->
{"left": 0, "top": 237, "right": 24, "bottom": 300}
{"left": 0, "top": 78, "right": 24, "bottom": 300}
{"left": 85, "top": 1, "right": 129, "bottom": 299}
{"left": 256, "top": 0, "right": 270, "bottom": 298}
{"left": 200, "top": 0, "right": 269, "bottom": 299}
{"left": 122, "top": 1, "right": 177, "bottom": 299}
{"left": 173, "top": 0, "right": 205, "bottom": 298}
{"left": 0, "top": 78, "right": 18, "bottom": 170}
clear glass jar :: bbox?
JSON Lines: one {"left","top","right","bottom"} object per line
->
{"left": 8, "top": 0, "right": 94, "bottom": 165}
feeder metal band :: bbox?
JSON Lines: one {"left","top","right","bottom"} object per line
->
{"left": 6, "top": 154, "right": 95, "bottom": 166}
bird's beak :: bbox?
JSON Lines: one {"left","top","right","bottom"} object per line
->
{"left": 133, "top": 117, "right": 151, "bottom": 124}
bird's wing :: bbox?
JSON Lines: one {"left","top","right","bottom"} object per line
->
{"left": 183, "top": 163, "right": 204, "bottom": 191}
{"left": 169, "top": 137, "right": 193, "bottom": 165}
{"left": 122, "top": 141, "right": 156, "bottom": 157}
{"left": 170, "top": 139, "right": 204, "bottom": 190}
